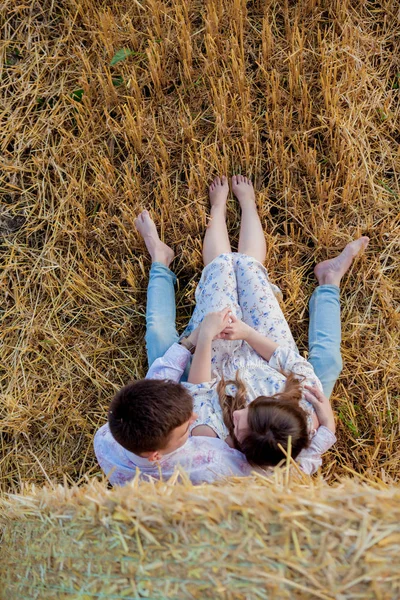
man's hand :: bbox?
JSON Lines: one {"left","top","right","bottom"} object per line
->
{"left": 303, "top": 385, "right": 336, "bottom": 433}
{"left": 216, "top": 313, "right": 252, "bottom": 341}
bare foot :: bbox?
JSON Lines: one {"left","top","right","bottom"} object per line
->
{"left": 231, "top": 175, "right": 256, "bottom": 208}
{"left": 134, "top": 210, "right": 175, "bottom": 267}
{"left": 209, "top": 175, "right": 229, "bottom": 210}
{"left": 314, "top": 237, "right": 370, "bottom": 286}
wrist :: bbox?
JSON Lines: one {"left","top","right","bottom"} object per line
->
{"left": 244, "top": 325, "right": 257, "bottom": 343}
{"left": 180, "top": 337, "right": 196, "bottom": 354}
{"left": 323, "top": 419, "right": 336, "bottom": 433}
{"left": 198, "top": 329, "right": 214, "bottom": 344}
{"left": 186, "top": 329, "right": 199, "bottom": 345}
{"left": 318, "top": 414, "right": 336, "bottom": 433}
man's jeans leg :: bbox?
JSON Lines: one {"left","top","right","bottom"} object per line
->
{"left": 308, "top": 285, "right": 343, "bottom": 399}
{"left": 145, "top": 263, "right": 179, "bottom": 367}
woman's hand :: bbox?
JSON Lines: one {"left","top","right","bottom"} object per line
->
{"left": 217, "top": 313, "right": 252, "bottom": 341}
{"left": 199, "top": 307, "right": 232, "bottom": 340}
{"left": 303, "top": 385, "right": 336, "bottom": 433}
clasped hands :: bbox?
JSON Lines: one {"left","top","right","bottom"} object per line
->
{"left": 194, "top": 307, "right": 251, "bottom": 343}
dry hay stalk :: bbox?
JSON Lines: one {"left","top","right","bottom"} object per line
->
{"left": 0, "top": 0, "right": 399, "bottom": 495}
{"left": 1, "top": 473, "right": 400, "bottom": 599}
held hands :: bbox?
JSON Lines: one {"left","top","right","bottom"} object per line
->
{"left": 198, "top": 309, "right": 251, "bottom": 342}
{"left": 199, "top": 307, "right": 233, "bottom": 340}
{"left": 303, "top": 385, "right": 336, "bottom": 433}
{"left": 215, "top": 312, "right": 251, "bottom": 341}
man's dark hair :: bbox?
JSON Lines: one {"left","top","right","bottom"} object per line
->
{"left": 108, "top": 379, "right": 193, "bottom": 454}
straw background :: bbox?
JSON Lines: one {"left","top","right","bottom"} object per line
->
{"left": 1, "top": 0, "right": 399, "bottom": 494}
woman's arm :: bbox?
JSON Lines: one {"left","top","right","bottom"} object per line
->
{"left": 191, "top": 424, "right": 218, "bottom": 437}
{"left": 187, "top": 307, "right": 232, "bottom": 384}
{"left": 220, "top": 314, "right": 279, "bottom": 361}
{"left": 187, "top": 330, "right": 214, "bottom": 383}
{"left": 244, "top": 328, "right": 279, "bottom": 361}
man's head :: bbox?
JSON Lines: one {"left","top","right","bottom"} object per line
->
{"left": 108, "top": 379, "right": 197, "bottom": 461}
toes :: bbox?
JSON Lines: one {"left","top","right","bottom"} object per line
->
{"left": 232, "top": 175, "right": 237, "bottom": 185}
{"left": 216, "top": 176, "right": 221, "bottom": 186}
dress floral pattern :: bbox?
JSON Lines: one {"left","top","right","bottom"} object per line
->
{"left": 181, "top": 253, "right": 322, "bottom": 440}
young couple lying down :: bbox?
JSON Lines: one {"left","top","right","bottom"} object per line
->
{"left": 94, "top": 175, "right": 369, "bottom": 485}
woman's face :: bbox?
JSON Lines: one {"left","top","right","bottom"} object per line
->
{"left": 232, "top": 407, "right": 250, "bottom": 443}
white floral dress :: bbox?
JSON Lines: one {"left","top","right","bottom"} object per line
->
{"left": 182, "top": 253, "right": 322, "bottom": 440}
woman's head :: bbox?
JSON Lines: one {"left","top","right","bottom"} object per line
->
{"left": 218, "top": 373, "right": 309, "bottom": 467}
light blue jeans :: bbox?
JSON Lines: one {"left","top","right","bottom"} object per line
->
{"left": 145, "top": 263, "right": 342, "bottom": 398}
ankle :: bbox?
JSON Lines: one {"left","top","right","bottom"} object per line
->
{"left": 317, "top": 274, "right": 341, "bottom": 286}
{"left": 151, "top": 257, "right": 169, "bottom": 267}
{"left": 210, "top": 204, "right": 226, "bottom": 213}
{"left": 239, "top": 200, "right": 258, "bottom": 212}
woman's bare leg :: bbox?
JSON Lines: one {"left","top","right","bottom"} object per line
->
{"left": 202, "top": 175, "right": 231, "bottom": 266}
{"left": 232, "top": 175, "right": 266, "bottom": 264}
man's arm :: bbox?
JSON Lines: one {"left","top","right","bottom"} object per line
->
{"left": 146, "top": 328, "right": 199, "bottom": 382}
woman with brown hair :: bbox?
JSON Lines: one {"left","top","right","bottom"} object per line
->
{"left": 180, "top": 174, "right": 369, "bottom": 471}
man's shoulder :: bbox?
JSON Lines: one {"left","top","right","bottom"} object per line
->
{"left": 183, "top": 436, "right": 248, "bottom": 462}
{"left": 181, "top": 436, "right": 252, "bottom": 479}
{"left": 94, "top": 422, "right": 112, "bottom": 445}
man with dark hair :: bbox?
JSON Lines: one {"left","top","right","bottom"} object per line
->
{"left": 94, "top": 213, "right": 252, "bottom": 484}
{"left": 94, "top": 343, "right": 251, "bottom": 485}
{"left": 108, "top": 379, "right": 195, "bottom": 457}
